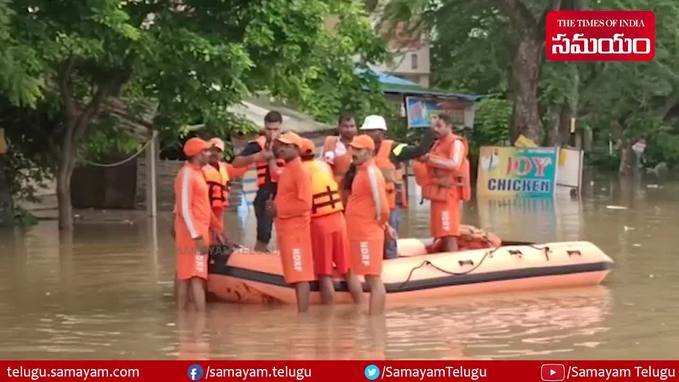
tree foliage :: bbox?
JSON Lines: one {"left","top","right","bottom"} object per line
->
{"left": 0, "top": 0, "right": 388, "bottom": 228}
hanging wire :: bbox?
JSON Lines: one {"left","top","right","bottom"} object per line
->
{"left": 77, "top": 138, "right": 153, "bottom": 168}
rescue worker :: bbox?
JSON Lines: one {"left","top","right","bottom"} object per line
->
{"left": 421, "top": 113, "right": 469, "bottom": 252}
{"left": 345, "top": 134, "right": 390, "bottom": 315}
{"left": 322, "top": 113, "right": 358, "bottom": 203}
{"left": 203, "top": 137, "right": 247, "bottom": 246}
{"left": 299, "top": 138, "right": 362, "bottom": 305}
{"left": 232, "top": 111, "right": 283, "bottom": 252}
{"left": 358, "top": 115, "right": 400, "bottom": 259}
{"left": 174, "top": 137, "right": 212, "bottom": 311}
{"left": 266, "top": 132, "right": 316, "bottom": 313}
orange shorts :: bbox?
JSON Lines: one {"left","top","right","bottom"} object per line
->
{"left": 175, "top": 227, "right": 210, "bottom": 280}
{"left": 349, "top": 237, "right": 384, "bottom": 276}
{"left": 430, "top": 198, "right": 461, "bottom": 238}
{"left": 211, "top": 207, "right": 224, "bottom": 236}
{"left": 311, "top": 212, "right": 350, "bottom": 276}
{"left": 278, "top": 227, "right": 316, "bottom": 284}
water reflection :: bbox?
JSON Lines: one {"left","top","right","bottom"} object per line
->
{"left": 475, "top": 194, "right": 583, "bottom": 243}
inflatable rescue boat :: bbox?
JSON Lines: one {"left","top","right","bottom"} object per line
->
{"left": 207, "top": 225, "right": 613, "bottom": 304}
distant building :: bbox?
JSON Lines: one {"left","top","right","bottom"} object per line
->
{"left": 373, "top": 20, "right": 431, "bottom": 87}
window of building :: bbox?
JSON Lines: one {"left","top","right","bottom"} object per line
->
{"left": 411, "top": 53, "right": 418, "bottom": 70}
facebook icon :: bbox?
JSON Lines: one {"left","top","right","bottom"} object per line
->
{"left": 187, "top": 364, "right": 204, "bottom": 381}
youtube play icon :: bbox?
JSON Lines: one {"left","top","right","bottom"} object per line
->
{"left": 541, "top": 364, "right": 565, "bottom": 381}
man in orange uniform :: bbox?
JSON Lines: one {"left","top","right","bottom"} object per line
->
{"left": 345, "top": 135, "right": 389, "bottom": 315}
{"left": 358, "top": 115, "right": 400, "bottom": 259}
{"left": 232, "top": 111, "right": 283, "bottom": 252}
{"left": 203, "top": 138, "right": 247, "bottom": 245}
{"left": 422, "top": 114, "right": 468, "bottom": 252}
{"left": 267, "top": 132, "right": 316, "bottom": 313}
{"left": 174, "top": 137, "right": 212, "bottom": 311}
{"left": 299, "top": 138, "right": 362, "bottom": 305}
{"left": 322, "top": 113, "right": 357, "bottom": 202}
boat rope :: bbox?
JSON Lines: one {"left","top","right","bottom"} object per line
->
{"left": 396, "top": 246, "right": 502, "bottom": 291}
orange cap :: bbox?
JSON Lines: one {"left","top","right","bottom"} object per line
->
{"left": 349, "top": 134, "right": 375, "bottom": 151}
{"left": 299, "top": 138, "right": 316, "bottom": 155}
{"left": 183, "top": 137, "right": 209, "bottom": 157}
{"left": 276, "top": 131, "right": 303, "bottom": 147}
{"left": 209, "top": 137, "right": 225, "bottom": 151}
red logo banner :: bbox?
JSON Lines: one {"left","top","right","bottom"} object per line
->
{"left": 545, "top": 10, "right": 655, "bottom": 61}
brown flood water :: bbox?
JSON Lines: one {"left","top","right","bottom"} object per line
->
{"left": 1, "top": 173, "right": 678, "bottom": 359}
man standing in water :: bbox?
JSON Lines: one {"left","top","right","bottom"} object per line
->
{"left": 421, "top": 114, "right": 468, "bottom": 252}
{"left": 345, "top": 134, "right": 389, "bottom": 315}
{"left": 232, "top": 111, "right": 283, "bottom": 252}
{"left": 174, "top": 138, "right": 212, "bottom": 311}
{"left": 267, "top": 132, "right": 316, "bottom": 313}
{"left": 358, "top": 115, "right": 408, "bottom": 260}
{"left": 298, "top": 138, "right": 362, "bottom": 305}
{"left": 322, "top": 113, "right": 357, "bottom": 201}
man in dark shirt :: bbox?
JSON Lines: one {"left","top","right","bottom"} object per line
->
{"left": 389, "top": 126, "right": 437, "bottom": 164}
{"left": 232, "top": 111, "right": 282, "bottom": 252}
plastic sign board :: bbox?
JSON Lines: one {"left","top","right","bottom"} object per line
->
{"left": 556, "top": 147, "right": 584, "bottom": 191}
{"left": 477, "top": 146, "right": 558, "bottom": 197}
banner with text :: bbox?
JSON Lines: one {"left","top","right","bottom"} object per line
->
{"left": 1, "top": 360, "right": 678, "bottom": 382}
{"left": 477, "top": 146, "right": 558, "bottom": 197}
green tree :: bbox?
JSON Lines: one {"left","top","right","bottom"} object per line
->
{"left": 576, "top": 0, "right": 679, "bottom": 174}
{"left": 383, "top": 0, "right": 573, "bottom": 143}
{"left": 0, "top": 0, "right": 387, "bottom": 230}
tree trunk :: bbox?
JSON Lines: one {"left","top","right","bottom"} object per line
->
{"left": 558, "top": 106, "right": 573, "bottom": 145}
{"left": 56, "top": 59, "right": 125, "bottom": 230}
{"left": 0, "top": 156, "right": 14, "bottom": 226}
{"left": 56, "top": 162, "right": 73, "bottom": 230}
{"left": 619, "top": 142, "right": 634, "bottom": 176}
{"left": 509, "top": 36, "right": 543, "bottom": 144}
{"left": 57, "top": 118, "right": 77, "bottom": 230}
{"left": 546, "top": 104, "right": 563, "bottom": 146}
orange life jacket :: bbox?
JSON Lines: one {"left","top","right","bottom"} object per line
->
{"left": 374, "top": 139, "right": 396, "bottom": 209}
{"left": 303, "top": 160, "right": 344, "bottom": 218}
{"left": 253, "top": 135, "right": 284, "bottom": 188}
{"left": 418, "top": 134, "right": 471, "bottom": 202}
{"left": 202, "top": 162, "right": 230, "bottom": 209}
{"left": 322, "top": 136, "right": 353, "bottom": 185}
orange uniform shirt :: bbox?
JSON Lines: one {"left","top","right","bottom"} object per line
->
{"left": 345, "top": 159, "right": 389, "bottom": 276}
{"left": 274, "top": 157, "right": 315, "bottom": 284}
{"left": 274, "top": 157, "right": 312, "bottom": 226}
{"left": 174, "top": 162, "right": 212, "bottom": 280}
{"left": 345, "top": 159, "right": 389, "bottom": 239}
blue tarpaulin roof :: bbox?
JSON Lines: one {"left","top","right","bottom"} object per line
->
{"left": 361, "top": 68, "right": 482, "bottom": 102}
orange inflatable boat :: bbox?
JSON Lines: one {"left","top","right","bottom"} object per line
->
{"left": 207, "top": 226, "right": 613, "bottom": 304}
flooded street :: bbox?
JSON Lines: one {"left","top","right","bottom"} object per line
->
{"left": 1, "top": 172, "right": 678, "bottom": 359}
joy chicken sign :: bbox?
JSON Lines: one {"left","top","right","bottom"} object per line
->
{"left": 477, "top": 147, "right": 558, "bottom": 197}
